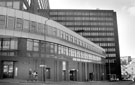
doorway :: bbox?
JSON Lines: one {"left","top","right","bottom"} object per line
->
{"left": 2, "top": 61, "right": 14, "bottom": 78}
{"left": 69, "top": 69, "right": 77, "bottom": 81}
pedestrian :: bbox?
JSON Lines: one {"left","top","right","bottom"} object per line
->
{"left": 28, "top": 69, "right": 32, "bottom": 81}
{"left": 33, "top": 71, "right": 38, "bottom": 81}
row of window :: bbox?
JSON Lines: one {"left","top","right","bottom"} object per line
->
{"left": 106, "top": 59, "right": 116, "bottom": 63}
{"left": 0, "top": 15, "right": 103, "bottom": 54}
{"left": 61, "top": 22, "right": 114, "bottom": 26}
{"left": 96, "top": 43, "right": 115, "bottom": 47}
{"left": 0, "top": 38, "right": 18, "bottom": 50}
{"left": 52, "top": 16, "right": 113, "bottom": 21}
{"left": 0, "top": 1, "right": 20, "bottom": 9}
{"left": 88, "top": 38, "right": 115, "bottom": 41}
{"left": 27, "top": 39, "right": 102, "bottom": 62}
{"left": 0, "top": 52, "right": 16, "bottom": 56}
{"left": 50, "top": 11, "right": 113, "bottom": 16}
{"left": 73, "top": 27, "right": 114, "bottom": 31}
{"left": 82, "top": 32, "right": 114, "bottom": 36}
{"left": 0, "top": 38, "right": 103, "bottom": 62}
{"left": 107, "top": 54, "right": 116, "bottom": 57}
{"left": 105, "top": 48, "right": 116, "bottom": 52}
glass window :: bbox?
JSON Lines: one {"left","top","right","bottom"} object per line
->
{"left": 10, "top": 39, "right": 18, "bottom": 49}
{"left": 27, "top": 39, "right": 33, "bottom": 51}
{"left": 3, "top": 40, "right": 10, "bottom": 50}
{"left": 52, "top": 28, "right": 57, "bottom": 36}
{"left": 7, "top": 16, "right": 14, "bottom": 30}
{"left": 7, "top": 2, "right": 13, "bottom": 8}
{"left": 68, "top": 48, "right": 71, "bottom": 56}
{"left": 58, "top": 45, "right": 61, "bottom": 54}
{"left": 46, "top": 26, "right": 51, "bottom": 35}
{"left": 54, "top": 44, "right": 57, "bottom": 54}
{"left": 13, "top": 1, "right": 20, "bottom": 9}
{"left": 65, "top": 47, "right": 68, "bottom": 56}
{"left": 0, "top": 15, "right": 6, "bottom": 29}
{"left": 0, "top": 2, "right": 6, "bottom": 7}
{"left": 63, "top": 46, "right": 66, "bottom": 55}
{"left": 61, "top": 45, "right": 64, "bottom": 54}
{"left": 30, "top": 21, "right": 37, "bottom": 33}
{"left": 23, "top": 20, "right": 29, "bottom": 32}
{"left": 15, "top": 18, "right": 23, "bottom": 31}
{"left": 38, "top": 23, "right": 44, "bottom": 34}
{"left": 108, "top": 54, "right": 116, "bottom": 57}
{"left": 33, "top": 40, "right": 39, "bottom": 51}
{"left": 46, "top": 42, "right": 50, "bottom": 53}
{"left": 41, "top": 42, "right": 46, "bottom": 53}
{"left": 50, "top": 43, "right": 54, "bottom": 53}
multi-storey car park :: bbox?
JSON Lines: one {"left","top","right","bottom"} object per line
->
{"left": 0, "top": 7, "right": 106, "bottom": 81}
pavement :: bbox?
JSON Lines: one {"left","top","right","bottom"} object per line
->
{"left": 0, "top": 79, "right": 134, "bottom": 85}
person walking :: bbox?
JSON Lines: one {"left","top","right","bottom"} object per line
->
{"left": 28, "top": 69, "right": 32, "bottom": 81}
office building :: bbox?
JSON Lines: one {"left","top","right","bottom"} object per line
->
{"left": 0, "top": 5, "right": 106, "bottom": 82}
{"left": 0, "top": 0, "right": 50, "bottom": 17}
{"left": 49, "top": 9, "right": 121, "bottom": 79}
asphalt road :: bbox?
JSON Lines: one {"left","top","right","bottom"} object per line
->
{"left": 0, "top": 81, "right": 135, "bottom": 85}
{"left": 0, "top": 80, "right": 135, "bottom": 85}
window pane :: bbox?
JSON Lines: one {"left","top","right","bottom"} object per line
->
{"left": 54, "top": 44, "right": 57, "bottom": 54}
{"left": 50, "top": 43, "right": 54, "bottom": 53}
{"left": 23, "top": 20, "right": 29, "bottom": 32}
{"left": 27, "top": 39, "right": 33, "bottom": 51}
{"left": 13, "top": 1, "right": 20, "bottom": 9}
{"left": 0, "top": 2, "right": 6, "bottom": 7}
{"left": 30, "top": 21, "right": 37, "bottom": 33}
{"left": 33, "top": 40, "right": 39, "bottom": 51}
{"left": 41, "top": 42, "right": 46, "bottom": 53}
{"left": 10, "top": 39, "right": 18, "bottom": 49}
{"left": 38, "top": 23, "right": 44, "bottom": 34}
{"left": 7, "top": 2, "right": 12, "bottom": 8}
{"left": 46, "top": 42, "right": 50, "bottom": 53}
{"left": 15, "top": 18, "right": 23, "bottom": 31}
{"left": 7, "top": 16, "right": 14, "bottom": 30}
{"left": 3, "top": 40, "right": 10, "bottom": 50}
{"left": 0, "top": 15, "right": 6, "bottom": 29}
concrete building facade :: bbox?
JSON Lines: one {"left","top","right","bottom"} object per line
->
{"left": 49, "top": 9, "right": 121, "bottom": 80}
{"left": 0, "top": 6, "right": 106, "bottom": 82}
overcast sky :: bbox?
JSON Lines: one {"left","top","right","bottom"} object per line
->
{"left": 49, "top": 0, "right": 135, "bottom": 58}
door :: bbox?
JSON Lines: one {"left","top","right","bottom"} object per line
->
{"left": 3, "top": 61, "right": 14, "bottom": 78}
{"left": 70, "top": 70, "right": 77, "bottom": 81}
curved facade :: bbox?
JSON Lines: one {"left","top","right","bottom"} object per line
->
{"left": 50, "top": 9, "right": 121, "bottom": 80}
{"left": 0, "top": 7, "right": 106, "bottom": 81}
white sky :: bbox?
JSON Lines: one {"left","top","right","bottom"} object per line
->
{"left": 49, "top": 0, "right": 135, "bottom": 58}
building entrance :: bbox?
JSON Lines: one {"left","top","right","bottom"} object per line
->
{"left": 69, "top": 69, "right": 77, "bottom": 81}
{"left": 2, "top": 61, "right": 14, "bottom": 78}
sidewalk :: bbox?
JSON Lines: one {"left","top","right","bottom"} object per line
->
{"left": 0, "top": 79, "right": 134, "bottom": 85}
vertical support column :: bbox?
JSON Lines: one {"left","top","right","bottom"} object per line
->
{"left": 85, "top": 62, "right": 88, "bottom": 81}
{"left": 66, "top": 61, "right": 69, "bottom": 81}
{"left": 59, "top": 60, "right": 62, "bottom": 81}
{"left": 54, "top": 59, "right": 57, "bottom": 81}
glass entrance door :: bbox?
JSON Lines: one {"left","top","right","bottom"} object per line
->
{"left": 3, "top": 61, "right": 14, "bottom": 78}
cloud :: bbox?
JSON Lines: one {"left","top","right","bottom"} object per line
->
{"left": 121, "top": 0, "right": 135, "bottom": 16}
{"left": 128, "top": 6, "right": 135, "bottom": 16}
